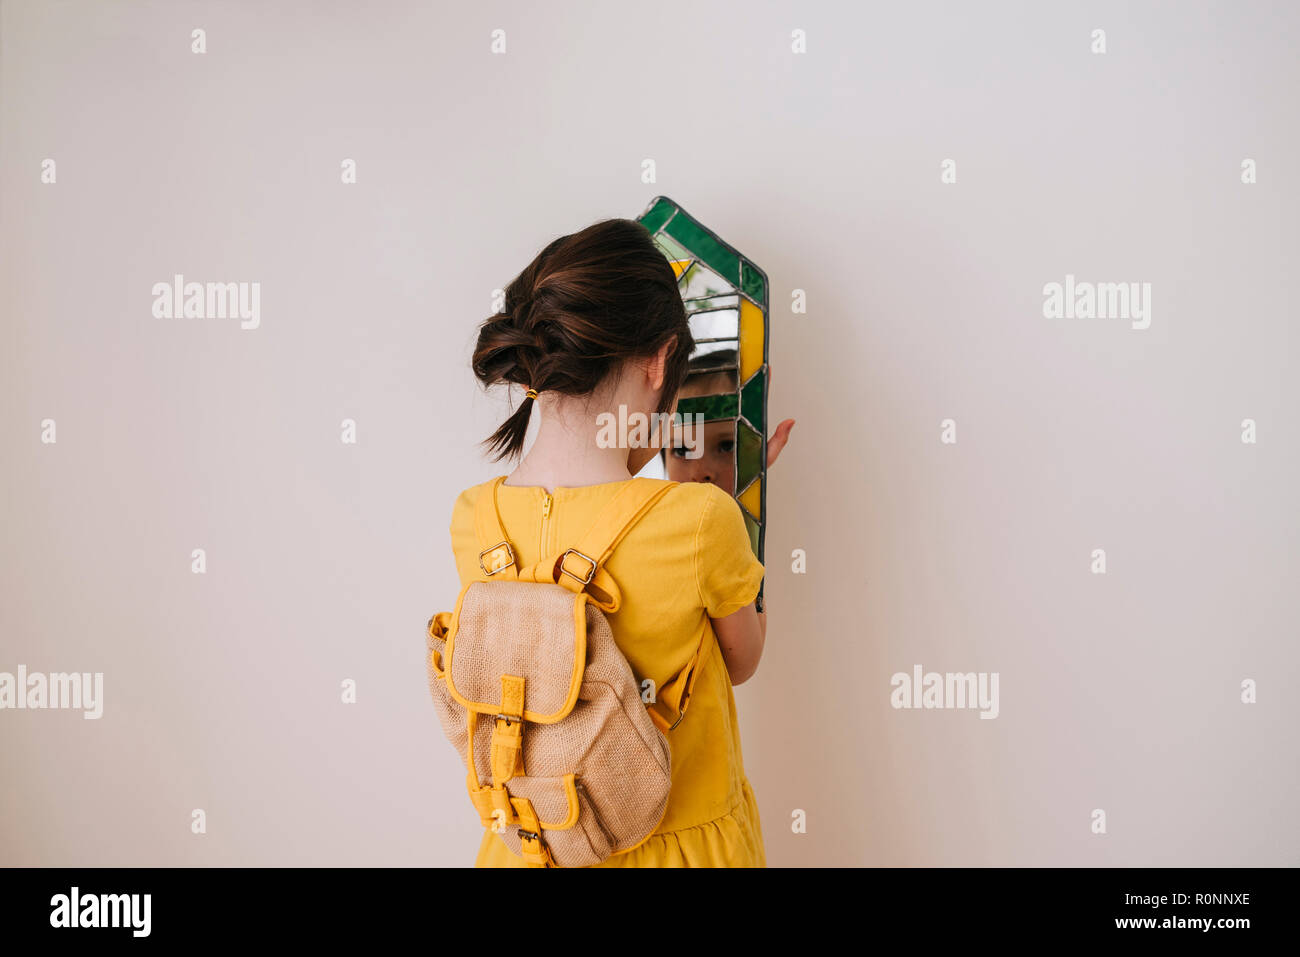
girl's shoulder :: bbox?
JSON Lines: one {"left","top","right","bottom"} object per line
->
{"left": 657, "top": 482, "right": 764, "bottom": 617}
{"left": 634, "top": 481, "right": 756, "bottom": 560}
{"left": 656, "top": 479, "right": 734, "bottom": 524}
{"left": 450, "top": 475, "right": 723, "bottom": 507}
{"left": 447, "top": 477, "right": 502, "bottom": 546}
{"left": 447, "top": 476, "right": 737, "bottom": 542}
{"left": 450, "top": 477, "right": 496, "bottom": 511}
{"left": 663, "top": 478, "right": 745, "bottom": 514}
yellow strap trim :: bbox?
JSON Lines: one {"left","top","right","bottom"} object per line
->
{"left": 475, "top": 477, "right": 517, "bottom": 581}
{"left": 500, "top": 673, "right": 524, "bottom": 717}
{"left": 511, "top": 796, "right": 555, "bottom": 868}
{"left": 427, "top": 612, "right": 451, "bottom": 676}
{"left": 570, "top": 479, "right": 678, "bottom": 569}
{"left": 465, "top": 711, "right": 481, "bottom": 789}
{"left": 468, "top": 784, "right": 518, "bottom": 832}
{"left": 490, "top": 675, "right": 526, "bottom": 785}
{"left": 647, "top": 616, "right": 717, "bottom": 733}
{"left": 467, "top": 774, "right": 580, "bottom": 832}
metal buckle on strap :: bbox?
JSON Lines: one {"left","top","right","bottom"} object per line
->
{"left": 478, "top": 541, "right": 515, "bottom": 576}
{"left": 495, "top": 712, "right": 521, "bottom": 726}
{"left": 667, "top": 687, "right": 691, "bottom": 731}
{"left": 559, "top": 548, "right": 597, "bottom": 585}
{"left": 518, "top": 828, "right": 540, "bottom": 843}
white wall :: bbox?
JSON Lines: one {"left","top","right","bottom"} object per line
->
{"left": 2, "top": 0, "right": 1296, "bottom": 866}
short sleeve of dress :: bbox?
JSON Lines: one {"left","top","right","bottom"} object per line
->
{"left": 693, "top": 484, "right": 765, "bottom": 619}
{"left": 448, "top": 487, "right": 479, "bottom": 587}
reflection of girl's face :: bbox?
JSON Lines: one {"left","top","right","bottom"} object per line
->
{"left": 666, "top": 419, "right": 736, "bottom": 494}
{"left": 665, "top": 368, "right": 738, "bottom": 494}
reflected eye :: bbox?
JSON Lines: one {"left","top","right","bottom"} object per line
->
{"left": 669, "top": 445, "right": 689, "bottom": 458}
{"left": 716, "top": 439, "right": 735, "bottom": 454}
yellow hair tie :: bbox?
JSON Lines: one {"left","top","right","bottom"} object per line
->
{"left": 524, "top": 389, "right": 539, "bottom": 400}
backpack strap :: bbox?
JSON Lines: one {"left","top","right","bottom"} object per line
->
{"left": 474, "top": 476, "right": 518, "bottom": 581}
{"left": 477, "top": 476, "right": 707, "bottom": 734}
{"left": 517, "top": 478, "right": 678, "bottom": 612}
{"left": 521, "top": 478, "right": 712, "bottom": 733}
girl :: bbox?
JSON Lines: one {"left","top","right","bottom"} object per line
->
{"left": 449, "top": 217, "right": 769, "bottom": 867}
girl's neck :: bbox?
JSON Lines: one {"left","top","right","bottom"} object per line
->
{"left": 504, "top": 394, "right": 636, "bottom": 492}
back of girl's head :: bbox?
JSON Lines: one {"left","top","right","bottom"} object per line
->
{"left": 472, "top": 218, "right": 694, "bottom": 460}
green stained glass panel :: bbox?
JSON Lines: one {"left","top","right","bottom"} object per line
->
{"left": 666, "top": 215, "right": 741, "bottom": 287}
{"left": 743, "top": 512, "right": 760, "bottom": 556}
{"left": 740, "top": 370, "right": 765, "bottom": 432}
{"left": 677, "top": 393, "right": 737, "bottom": 422}
{"left": 741, "top": 261, "right": 766, "bottom": 305}
{"left": 639, "top": 197, "right": 676, "bottom": 235}
{"left": 736, "top": 419, "right": 762, "bottom": 493}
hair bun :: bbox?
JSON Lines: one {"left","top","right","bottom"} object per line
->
{"left": 470, "top": 217, "right": 693, "bottom": 461}
{"left": 505, "top": 291, "right": 535, "bottom": 328}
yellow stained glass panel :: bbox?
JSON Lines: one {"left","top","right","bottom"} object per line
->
{"left": 739, "top": 298, "right": 764, "bottom": 381}
{"left": 738, "top": 477, "right": 762, "bottom": 522}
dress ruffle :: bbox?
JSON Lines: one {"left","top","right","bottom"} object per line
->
{"left": 475, "top": 778, "right": 765, "bottom": 868}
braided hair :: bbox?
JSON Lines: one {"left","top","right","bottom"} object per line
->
{"left": 471, "top": 218, "right": 694, "bottom": 460}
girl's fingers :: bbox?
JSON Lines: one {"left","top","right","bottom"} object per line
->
{"left": 766, "top": 418, "right": 795, "bottom": 467}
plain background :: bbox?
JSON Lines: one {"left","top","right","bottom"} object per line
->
{"left": 2, "top": 0, "right": 1297, "bottom": 866}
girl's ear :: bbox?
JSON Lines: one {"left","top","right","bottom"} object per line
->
{"left": 647, "top": 337, "right": 676, "bottom": 392}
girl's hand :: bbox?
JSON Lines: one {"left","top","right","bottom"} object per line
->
{"left": 767, "top": 419, "right": 794, "bottom": 467}
{"left": 766, "top": 363, "right": 794, "bottom": 468}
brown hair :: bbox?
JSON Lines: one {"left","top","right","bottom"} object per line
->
{"left": 472, "top": 218, "right": 694, "bottom": 460}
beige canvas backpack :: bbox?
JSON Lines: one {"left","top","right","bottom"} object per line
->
{"left": 425, "top": 476, "right": 709, "bottom": 867}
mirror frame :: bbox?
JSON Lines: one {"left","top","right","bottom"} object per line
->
{"left": 636, "top": 195, "right": 770, "bottom": 581}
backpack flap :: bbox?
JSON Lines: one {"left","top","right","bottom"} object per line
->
{"left": 442, "top": 579, "right": 588, "bottom": 724}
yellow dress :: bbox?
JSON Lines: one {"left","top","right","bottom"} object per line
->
{"left": 448, "top": 476, "right": 767, "bottom": 867}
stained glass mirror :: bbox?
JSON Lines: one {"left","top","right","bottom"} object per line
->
{"left": 636, "top": 196, "right": 769, "bottom": 585}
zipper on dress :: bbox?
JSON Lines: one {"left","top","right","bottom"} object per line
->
{"left": 540, "top": 492, "right": 553, "bottom": 555}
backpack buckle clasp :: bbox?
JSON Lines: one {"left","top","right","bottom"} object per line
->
{"left": 479, "top": 541, "right": 516, "bottom": 576}
{"left": 559, "top": 548, "right": 597, "bottom": 585}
